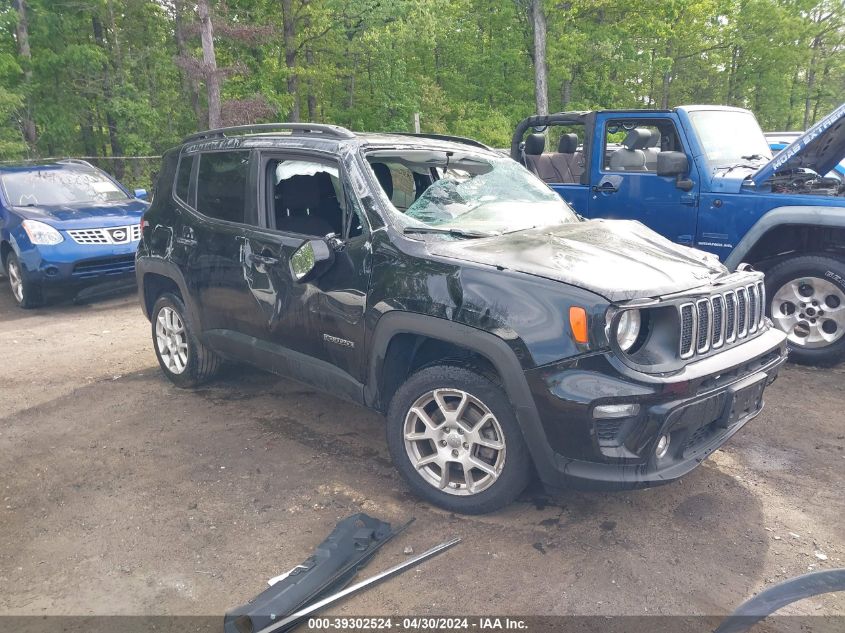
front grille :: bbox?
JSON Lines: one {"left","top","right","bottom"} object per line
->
{"left": 696, "top": 299, "right": 710, "bottom": 353}
{"left": 712, "top": 295, "right": 724, "bottom": 348}
{"left": 67, "top": 224, "right": 141, "bottom": 245}
{"left": 737, "top": 287, "right": 748, "bottom": 336}
{"left": 680, "top": 304, "right": 695, "bottom": 357}
{"left": 72, "top": 254, "right": 136, "bottom": 279}
{"left": 725, "top": 292, "right": 736, "bottom": 342}
{"left": 683, "top": 421, "right": 720, "bottom": 456}
{"left": 678, "top": 281, "right": 765, "bottom": 360}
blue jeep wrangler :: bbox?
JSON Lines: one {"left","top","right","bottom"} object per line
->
{"left": 512, "top": 103, "right": 845, "bottom": 365}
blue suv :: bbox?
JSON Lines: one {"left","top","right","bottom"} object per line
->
{"left": 0, "top": 159, "right": 149, "bottom": 308}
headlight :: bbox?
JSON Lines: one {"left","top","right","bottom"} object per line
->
{"left": 616, "top": 309, "right": 642, "bottom": 351}
{"left": 22, "top": 220, "right": 63, "bottom": 245}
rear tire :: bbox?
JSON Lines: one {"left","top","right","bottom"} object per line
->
{"left": 386, "top": 365, "right": 531, "bottom": 514}
{"left": 5, "top": 252, "right": 43, "bottom": 309}
{"left": 765, "top": 254, "right": 845, "bottom": 366}
{"left": 151, "top": 292, "right": 221, "bottom": 387}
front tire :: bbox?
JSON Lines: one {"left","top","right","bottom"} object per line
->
{"left": 151, "top": 293, "right": 221, "bottom": 387}
{"left": 765, "top": 254, "right": 845, "bottom": 366}
{"left": 5, "top": 252, "right": 43, "bottom": 309}
{"left": 386, "top": 365, "right": 531, "bottom": 514}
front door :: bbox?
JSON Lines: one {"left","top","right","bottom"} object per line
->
{"left": 585, "top": 117, "right": 700, "bottom": 246}
{"left": 243, "top": 151, "right": 371, "bottom": 397}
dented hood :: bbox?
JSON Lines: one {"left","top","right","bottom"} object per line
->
{"left": 752, "top": 102, "right": 845, "bottom": 186}
{"left": 427, "top": 220, "right": 729, "bottom": 302}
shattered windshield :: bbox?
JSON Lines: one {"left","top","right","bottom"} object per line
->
{"left": 688, "top": 110, "right": 772, "bottom": 169}
{"left": 366, "top": 150, "right": 578, "bottom": 236}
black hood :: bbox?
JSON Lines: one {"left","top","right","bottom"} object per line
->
{"left": 427, "top": 220, "right": 729, "bottom": 302}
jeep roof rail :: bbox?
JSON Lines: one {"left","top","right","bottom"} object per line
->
{"left": 182, "top": 122, "right": 356, "bottom": 144}
{"left": 393, "top": 132, "right": 492, "bottom": 151}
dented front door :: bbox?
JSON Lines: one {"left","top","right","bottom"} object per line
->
{"left": 238, "top": 228, "right": 326, "bottom": 360}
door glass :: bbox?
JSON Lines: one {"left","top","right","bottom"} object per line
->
{"left": 267, "top": 158, "right": 345, "bottom": 238}
{"left": 196, "top": 151, "right": 250, "bottom": 223}
{"left": 174, "top": 155, "right": 194, "bottom": 205}
{"left": 603, "top": 120, "right": 681, "bottom": 172}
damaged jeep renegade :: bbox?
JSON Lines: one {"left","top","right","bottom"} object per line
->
{"left": 137, "top": 123, "right": 788, "bottom": 514}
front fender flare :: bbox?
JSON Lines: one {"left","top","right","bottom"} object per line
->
{"left": 726, "top": 205, "right": 845, "bottom": 270}
{"left": 366, "top": 311, "right": 558, "bottom": 482}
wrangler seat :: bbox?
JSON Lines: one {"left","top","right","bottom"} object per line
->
{"left": 608, "top": 128, "right": 651, "bottom": 172}
{"left": 549, "top": 133, "right": 584, "bottom": 184}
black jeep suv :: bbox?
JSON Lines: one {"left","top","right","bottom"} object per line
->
{"left": 137, "top": 122, "right": 787, "bottom": 514}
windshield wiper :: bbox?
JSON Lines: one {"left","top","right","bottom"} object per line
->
{"left": 403, "top": 226, "right": 496, "bottom": 239}
{"left": 741, "top": 154, "right": 765, "bottom": 160}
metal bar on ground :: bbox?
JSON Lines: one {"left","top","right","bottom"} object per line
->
{"left": 255, "top": 537, "right": 461, "bottom": 633}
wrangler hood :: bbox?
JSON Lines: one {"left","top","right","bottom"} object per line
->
{"left": 427, "top": 220, "right": 729, "bottom": 302}
{"left": 752, "top": 102, "right": 845, "bottom": 187}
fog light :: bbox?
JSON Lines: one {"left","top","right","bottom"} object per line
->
{"left": 655, "top": 434, "right": 670, "bottom": 459}
{"left": 593, "top": 403, "right": 640, "bottom": 419}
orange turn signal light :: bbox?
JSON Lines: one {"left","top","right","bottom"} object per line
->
{"left": 569, "top": 306, "right": 589, "bottom": 344}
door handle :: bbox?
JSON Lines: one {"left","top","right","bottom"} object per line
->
{"left": 249, "top": 253, "right": 279, "bottom": 266}
{"left": 592, "top": 183, "right": 618, "bottom": 193}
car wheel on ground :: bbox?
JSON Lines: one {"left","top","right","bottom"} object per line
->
{"left": 766, "top": 254, "right": 845, "bottom": 366}
{"left": 5, "top": 252, "right": 43, "bottom": 309}
{"left": 151, "top": 292, "right": 221, "bottom": 387}
{"left": 386, "top": 365, "right": 532, "bottom": 514}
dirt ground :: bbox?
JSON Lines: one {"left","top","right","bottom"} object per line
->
{"left": 0, "top": 282, "right": 843, "bottom": 622}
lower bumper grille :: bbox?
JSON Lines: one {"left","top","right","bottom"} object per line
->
{"left": 72, "top": 255, "right": 136, "bottom": 279}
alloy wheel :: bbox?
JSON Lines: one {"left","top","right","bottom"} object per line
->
{"left": 403, "top": 388, "right": 506, "bottom": 496}
{"left": 155, "top": 306, "right": 189, "bottom": 374}
{"left": 771, "top": 276, "right": 845, "bottom": 349}
{"left": 7, "top": 259, "right": 24, "bottom": 304}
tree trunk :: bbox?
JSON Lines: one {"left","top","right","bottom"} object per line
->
{"left": 174, "top": 0, "right": 203, "bottom": 125}
{"left": 530, "top": 0, "right": 548, "bottom": 115}
{"left": 785, "top": 67, "right": 800, "bottom": 129}
{"left": 281, "top": 0, "right": 299, "bottom": 122}
{"left": 12, "top": 0, "right": 36, "bottom": 147}
{"left": 560, "top": 79, "right": 571, "bottom": 109}
{"left": 197, "top": 0, "right": 221, "bottom": 129}
{"left": 803, "top": 35, "right": 821, "bottom": 129}
{"left": 92, "top": 15, "right": 124, "bottom": 178}
{"left": 304, "top": 10, "right": 316, "bottom": 121}
{"left": 660, "top": 44, "right": 673, "bottom": 110}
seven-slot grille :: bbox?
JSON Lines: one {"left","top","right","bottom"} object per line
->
{"left": 67, "top": 224, "right": 141, "bottom": 245}
{"left": 679, "top": 281, "right": 766, "bottom": 359}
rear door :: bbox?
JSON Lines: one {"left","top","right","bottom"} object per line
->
{"left": 585, "top": 115, "right": 700, "bottom": 246}
{"left": 178, "top": 148, "right": 273, "bottom": 341}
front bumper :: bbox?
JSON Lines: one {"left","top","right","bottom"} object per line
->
{"left": 16, "top": 239, "right": 139, "bottom": 288}
{"left": 525, "top": 327, "right": 788, "bottom": 490}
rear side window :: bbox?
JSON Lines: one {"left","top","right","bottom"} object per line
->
{"left": 174, "top": 155, "right": 194, "bottom": 204}
{"left": 195, "top": 151, "right": 250, "bottom": 223}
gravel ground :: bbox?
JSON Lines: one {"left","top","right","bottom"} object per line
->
{"left": 0, "top": 283, "right": 843, "bottom": 622}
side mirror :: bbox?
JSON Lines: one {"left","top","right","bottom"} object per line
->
{"left": 134, "top": 188, "right": 148, "bottom": 200}
{"left": 656, "top": 151, "right": 694, "bottom": 192}
{"left": 656, "top": 151, "right": 688, "bottom": 177}
{"left": 290, "top": 239, "right": 334, "bottom": 283}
